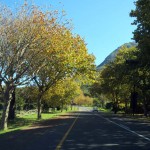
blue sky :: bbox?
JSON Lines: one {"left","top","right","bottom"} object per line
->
{"left": 1, "top": 0, "right": 136, "bottom": 65}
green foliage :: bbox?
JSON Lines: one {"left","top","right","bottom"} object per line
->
{"left": 129, "top": 0, "right": 150, "bottom": 116}
{"left": 94, "top": 45, "right": 143, "bottom": 114}
{"left": 16, "top": 87, "right": 37, "bottom": 110}
{"left": 105, "top": 102, "right": 113, "bottom": 109}
{"left": 97, "top": 42, "right": 137, "bottom": 70}
{"left": 80, "top": 85, "right": 91, "bottom": 97}
{"left": 130, "top": 0, "right": 150, "bottom": 65}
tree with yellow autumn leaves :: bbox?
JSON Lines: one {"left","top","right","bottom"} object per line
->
{"left": 0, "top": 3, "right": 96, "bottom": 130}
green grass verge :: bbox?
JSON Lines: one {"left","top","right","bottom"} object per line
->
{"left": 98, "top": 107, "right": 111, "bottom": 112}
{"left": 0, "top": 107, "right": 78, "bottom": 135}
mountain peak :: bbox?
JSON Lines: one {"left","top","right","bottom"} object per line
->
{"left": 97, "top": 42, "right": 137, "bottom": 70}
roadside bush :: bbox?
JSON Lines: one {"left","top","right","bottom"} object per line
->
{"left": 23, "top": 103, "right": 36, "bottom": 110}
{"left": 105, "top": 102, "right": 113, "bottom": 109}
{"left": 42, "top": 103, "right": 49, "bottom": 113}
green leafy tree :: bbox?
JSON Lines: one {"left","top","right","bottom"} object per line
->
{"left": 94, "top": 46, "right": 140, "bottom": 114}
{"left": 15, "top": 86, "right": 38, "bottom": 111}
{"left": 130, "top": 0, "right": 150, "bottom": 65}
{"left": 130, "top": 0, "right": 150, "bottom": 116}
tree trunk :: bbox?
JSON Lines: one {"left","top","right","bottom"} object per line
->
{"left": 143, "top": 98, "right": 148, "bottom": 117}
{"left": 37, "top": 93, "right": 42, "bottom": 119}
{"left": 61, "top": 101, "right": 63, "bottom": 112}
{"left": 112, "top": 93, "right": 118, "bottom": 114}
{"left": 124, "top": 98, "right": 128, "bottom": 114}
{"left": 8, "top": 87, "right": 16, "bottom": 120}
{"left": 0, "top": 85, "right": 11, "bottom": 130}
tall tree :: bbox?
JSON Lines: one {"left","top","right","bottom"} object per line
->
{"left": 33, "top": 28, "right": 96, "bottom": 119}
{"left": 130, "top": 0, "right": 150, "bottom": 115}
{"left": 43, "top": 79, "right": 81, "bottom": 111}
{"left": 95, "top": 46, "right": 140, "bottom": 114}
{"left": 0, "top": 4, "right": 59, "bottom": 130}
{"left": 130, "top": 0, "right": 150, "bottom": 65}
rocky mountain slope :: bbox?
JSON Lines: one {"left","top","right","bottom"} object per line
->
{"left": 97, "top": 42, "right": 137, "bottom": 70}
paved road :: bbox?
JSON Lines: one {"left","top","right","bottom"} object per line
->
{"left": 0, "top": 108, "right": 150, "bottom": 150}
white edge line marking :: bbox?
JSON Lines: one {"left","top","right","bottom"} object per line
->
{"left": 96, "top": 114, "right": 150, "bottom": 142}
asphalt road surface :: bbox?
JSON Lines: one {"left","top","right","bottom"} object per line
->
{"left": 0, "top": 107, "right": 150, "bottom": 150}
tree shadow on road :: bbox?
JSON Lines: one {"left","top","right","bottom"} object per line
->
{"left": 0, "top": 112, "right": 78, "bottom": 150}
{"left": 0, "top": 112, "right": 150, "bottom": 150}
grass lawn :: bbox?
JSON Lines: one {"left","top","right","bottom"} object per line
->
{"left": 0, "top": 107, "right": 78, "bottom": 134}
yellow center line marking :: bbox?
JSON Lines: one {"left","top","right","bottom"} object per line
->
{"left": 55, "top": 113, "right": 80, "bottom": 150}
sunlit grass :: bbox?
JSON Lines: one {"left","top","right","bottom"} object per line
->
{"left": 98, "top": 107, "right": 111, "bottom": 112}
{"left": 0, "top": 107, "right": 78, "bottom": 134}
